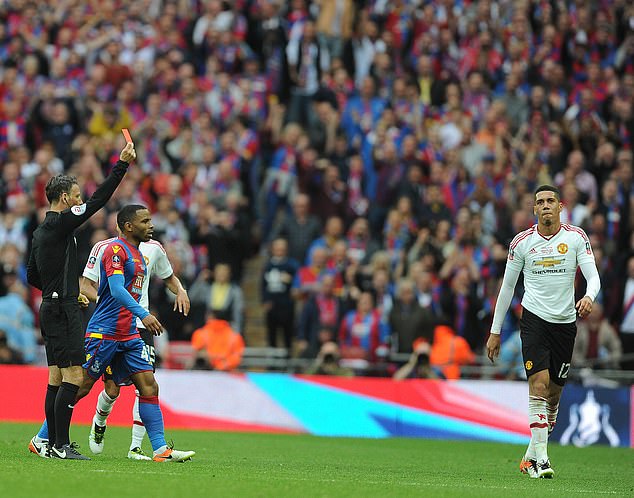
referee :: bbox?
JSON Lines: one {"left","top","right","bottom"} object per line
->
{"left": 26, "top": 142, "right": 136, "bottom": 460}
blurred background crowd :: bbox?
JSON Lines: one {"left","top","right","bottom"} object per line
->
{"left": 0, "top": 0, "right": 633, "bottom": 382}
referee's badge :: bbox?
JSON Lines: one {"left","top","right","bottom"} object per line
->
{"left": 71, "top": 204, "right": 87, "bottom": 216}
{"left": 525, "top": 360, "right": 533, "bottom": 370}
{"left": 557, "top": 243, "right": 568, "bottom": 254}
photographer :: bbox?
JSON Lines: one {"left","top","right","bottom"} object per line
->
{"left": 393, "top": 339, "right": 437, "bottom": 380}
{"left": 305, "top": 341, "right": 354, "bottom": 377}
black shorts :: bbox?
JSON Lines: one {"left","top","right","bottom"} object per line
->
{"left": 102, "top": 328, "right": 156, "bottom": 384}
{"left": 40, "top": 299, "right": 85, "bottom": 368}
{"left": 520, "top": 308, "right": 577, "bottom": 386}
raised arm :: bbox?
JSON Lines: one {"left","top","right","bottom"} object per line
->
{"left": 59, "top": 143, "right": 136, "bottom": 232}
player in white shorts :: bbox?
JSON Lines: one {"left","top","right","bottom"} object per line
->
{"left": 486, "top": 185, "right": 600, "bottom": 479}
{"left": 29, "top": 235, "right": 190, "bottom": 460}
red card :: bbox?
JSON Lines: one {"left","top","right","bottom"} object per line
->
{"left": 122, "top": 128, "right": 133, "bottom": 143}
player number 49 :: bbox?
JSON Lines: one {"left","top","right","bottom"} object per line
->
{"left": 558, "top": 362, "right": 571, "bottom": 379}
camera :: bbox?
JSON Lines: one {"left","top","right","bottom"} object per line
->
{"left": 416, "top": 352, "right": 430, "bottom": 367}
{"left": 323, "top": 353, "right": 337, "bottom": 364}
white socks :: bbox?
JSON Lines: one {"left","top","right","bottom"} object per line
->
{"left": 528, "top": 395, "right": 549, "bottom": 462}
{"left": 94, "top": 389, "right": 149, "bottom": 451}
{"left": 94, "top": 390, "right": 117, "bottom": 426}
{"left": 130, "top": 390, "right": 147, "bottom": 450}
{"left": 547, "top": 400, "right": 559, "bottom": 435}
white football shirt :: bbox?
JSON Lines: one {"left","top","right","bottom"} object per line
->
{"left": 499, "top": 223, "right": 596, "bottom": 325}
{"left": 83, "top": 237, "right": 174, "bottom": 328}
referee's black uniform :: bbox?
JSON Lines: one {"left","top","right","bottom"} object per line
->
{"left": 27, "top": 159, "right": 130, "bottom": 368}
{"left": 26, "top": 157, "right": 130, "bottom": 456}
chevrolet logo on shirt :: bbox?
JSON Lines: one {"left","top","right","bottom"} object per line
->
{"left": 534, "top": 257, "right": 563, "bottom": 268}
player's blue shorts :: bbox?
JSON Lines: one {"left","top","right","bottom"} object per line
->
{"left": 83, "top": 334, "right": 153, "bottom": 385}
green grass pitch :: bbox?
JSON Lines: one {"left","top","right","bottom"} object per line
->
{"left": 0, "top": 423, "right": 632, "bottom": 498}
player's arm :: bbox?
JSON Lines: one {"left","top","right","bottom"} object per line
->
{"left": 163, "top": 273, "right": 190, "bottom": 316}
{"left": 107, "top": 273, "right": 163, "bottom": 335}
{"left": 576, "top": 255, "right": 601, "bottom": 319}
{"left": 152, "top": 243, "right": 190, "bottom": 316}
{"left": 58, "top": 144, "right": 135, "bottom": 232}
{"left": 79, "top": 276, "right": 98, "bottom": 302}
{"left": 108, "top": 273, "right": 150, "bottom": 320}
{"left": 486, "top": 246, "right": 524, "bottom": 363}
{"left": 81, "top": 239, "right": 108, "bottom": 302}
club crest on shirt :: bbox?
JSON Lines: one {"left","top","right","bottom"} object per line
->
{"left": 525, "top": 360, "right": 533, "bottom": 370}
{"left": 557, "top": 243, "right": 568, "bottom": 254}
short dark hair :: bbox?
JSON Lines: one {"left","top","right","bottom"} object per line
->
{"left": 45, "top": 174, "right": 77, "bottom": 203}
{"left": 534, "top": 184, "right": 561, "bottom": 201}
{"left": 117, "top": 204, "right": 147, "bottom": 231}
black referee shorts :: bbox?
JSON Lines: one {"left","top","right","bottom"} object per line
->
{"left": 520, "top": 308, "right": 577, "bottom": 386}
{"left": 40, "top": 299, "right": 85, "bottom": 368}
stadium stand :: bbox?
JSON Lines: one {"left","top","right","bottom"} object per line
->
{"left": 1, "top": 0, "right": 633, "bottom": 383}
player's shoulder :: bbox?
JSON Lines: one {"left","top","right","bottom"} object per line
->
{"left": 560, "top": 223, "right": 589, "bottom": 241}
{"left": 90, "top": 237, "right": 117, "bottom": 257}
{"left": 140, "top": 239, "right": 167, "bottom": 255}
{"left": 509, "top": 225, "right": 536, "bottom": 249}
{"left": 103, "top": 239, "right": 127, "bottom": 257}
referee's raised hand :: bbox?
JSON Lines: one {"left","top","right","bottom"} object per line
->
{"left": 119, "top": 142, "right": 136, "bottom": 163}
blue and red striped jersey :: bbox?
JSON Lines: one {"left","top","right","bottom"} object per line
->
{"left": 86, "top": 238, "right": 146, "bottom": 341}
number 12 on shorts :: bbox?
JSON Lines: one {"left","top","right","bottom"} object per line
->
{"left": 558, "top": 362, "right": 571, "bottom": 379}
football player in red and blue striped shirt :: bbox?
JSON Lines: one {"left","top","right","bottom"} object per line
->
{"left": 77, "top": 204, "right": 194, "bottom": 462}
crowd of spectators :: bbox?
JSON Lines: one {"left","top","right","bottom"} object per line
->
{"left": 1, "top": 0, "right": 633, "bottom": 378}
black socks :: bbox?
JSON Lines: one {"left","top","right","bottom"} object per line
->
{"left": 54, "top": 382, "right": 79, "bottom": 448}
{"left": 44, "top": 384, "right": 59, "bottom": 444}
